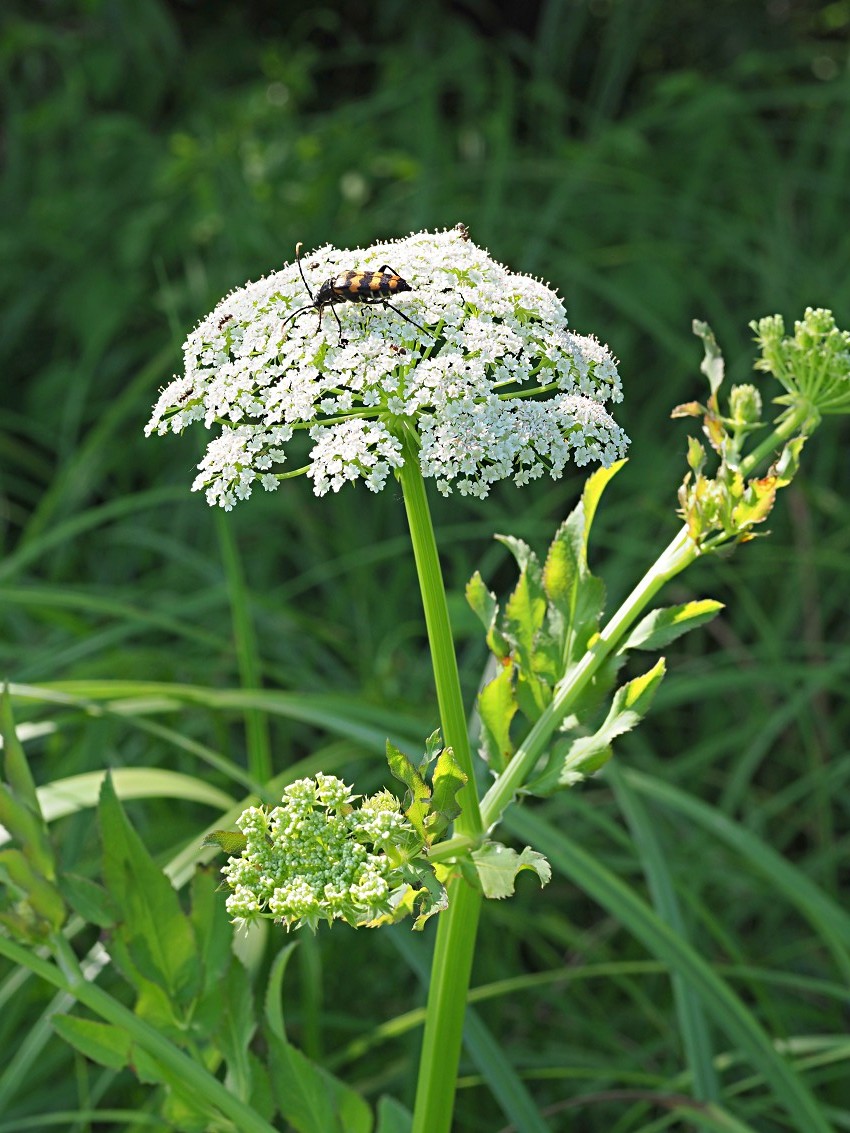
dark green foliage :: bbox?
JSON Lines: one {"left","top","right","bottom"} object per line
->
{"left": 99, "top": 773, "right": 202, "bottom": 1010}
{"left": 1, "top": 2, "right": 849, "bottom": 1130}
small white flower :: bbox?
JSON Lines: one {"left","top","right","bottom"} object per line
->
{"left": 147, "top": 226, "right": 629, "bottom": 504}
{"left": 308, "top": 418, "right": 404, "bottom": 495}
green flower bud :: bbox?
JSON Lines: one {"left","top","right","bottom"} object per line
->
{"left": 728, "top": 384, "right": 762, "bottom": 426}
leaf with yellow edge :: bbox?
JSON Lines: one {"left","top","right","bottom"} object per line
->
{"left": 622, "top": 600, "right": 724, "bottom": 653}
{"left": 386, "top": 741, "right": 430, "bottom": 842}
{"left": 477, "top": 662, "right": 517, "bottom": 772}
{"left": 427, "top": 747, "right": 467, "bottom": 842}
{"left": 529, "top": 659, "right": 667, "bottom": 795}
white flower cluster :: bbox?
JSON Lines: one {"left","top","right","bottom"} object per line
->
{"left": 146, "top": 225, "right": 629, "bottom": 507}
{"left": 221, "top": 774, "right": 415, "bottom": 931}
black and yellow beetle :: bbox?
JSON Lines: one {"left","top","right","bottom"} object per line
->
{"left": 281, "top": 242, "right": 430, "bottom": 344}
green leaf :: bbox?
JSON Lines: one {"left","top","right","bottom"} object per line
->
{"left": 421, "top": 728, "right": 443, "bottom": 773}
{"left": 541, "top": 512, "right": 584, "bottom": 616}
{"left": 427, "top": 746, "right": 467, "bottom": 840}
{"left": 52, "top": 1015, "right": 132, "bottom": 1072}
{"left": 247, "top": 1050, "right": 276, "bottom": 1125}
{"left": 202, "top": 830, "right": 249, "bottom": 855}
{"left": 693, "top": 319, "right": 725, "bottom": 395}
{"left": 368, "top": 874, "right": 447, "bottom": 930}
{"left": 501, "top": 558, "right": 547, "bottom": 673}
{"left": 0, "top": 691, "right": 55, "bottom": 880}
{"left": 267, "top": 1031, "right": 372, "bottom": 1133}
{"left": 576, "top": 466, "right": 609, "bottom": 557}
{"left": 465, "top": 569, "right": 497, "bottom": 629}
{"left": 410, "top": 873, "right": 450, "bottom": 930}
{"left": 216, "top": 956, "right": 256, "bottom": 1103}
{"left": 476, "top": 663, "right": 517, "bottom": 772}
{"left": 1, "top": 686, "right": 40, "bottom": 814}
{"left": 136, "top": 1037, "right": 219, "bottom": 1133}
{"left": 566, "top": 573, "right": 607, "bottom": 665}
{"left": 0, "top": 787, "right": 56, "bottom": 880}
{"left": 580, "top": 459, "right": 626, "bottom": 533}
{"left": 542, "top": 462, "right": 623, "bottom": 614}
{"left": 687, "top": 435, "right": 706, "bottom": 473}
{"left": 470, "top": 841, "right": 551, "bottom": 899}
{"left": 514, "top": 669, "right": 552, "bottom": 721}
{"left": 773, "top": 435, "right": 805, "bottom": 486}
{"left": 159, "top": 1093, "right": 214, "bottom": 1133}
{"left": 99, "top": 774, "right": 201, "bottom": 1006}
{"left": 731, "top": 476, "right": 776, "bottom": 533}
{"left": 264, "top": 941, "right": 300, "bottom": 1041}
{"left": 622, "top": 600, "right": 724, "bottom": 652}
{"left": 473, "top": 476, "right": 621, "bottom": 741}
{"left": 542, "top": 507, "right": 606, "bottom": 669}
{"left": 57, "top": 872, "right": 117, "bottom": 928}
{"left": 495, "top": 533, "right": 536, "bottom": 573}
{"left": 134, "top": 973, "right": 185, "bottom": 1033}
{"left": 466, "top": 571, "right": 509, "bottom": 658}
{"left": 189, "top": 865, "right": 235, "bottom": 998}
{"left": 529, "top": 659, "right": 666, "bottom": 794}
{"left": 530, "top": 620, "right": 564, "bottom": 686}
{"left": 575, "top": 657, "right": 666, "bottom": 752}
{"left": 386, "top": 741, "right": 431, "bottom": 841}
{"left": 0, "top": 847, "right": 65, "bottom": 931}
{"left": 376, "top": 1095, "right": 412, "bottom": 1133}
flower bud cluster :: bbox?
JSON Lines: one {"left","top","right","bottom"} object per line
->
{"left": 146, "top": 226, "right": 629, "bottom": 507}
{"left": 752, "top": 308, "right": 850, "bottom": 417}
{"left": 221, "top": 775, "right": 415, "bottom": 931}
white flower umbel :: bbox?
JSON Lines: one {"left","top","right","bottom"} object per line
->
{"left": 146, "top": 225, "right": 629, "bottom": 507}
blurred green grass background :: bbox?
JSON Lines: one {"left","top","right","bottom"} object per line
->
{"left": 2, "top": 1, "right": 850, "bottom": 1129}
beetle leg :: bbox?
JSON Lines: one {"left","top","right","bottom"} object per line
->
{"left": 328, "top": 303, "right": 347, "bottom": 345}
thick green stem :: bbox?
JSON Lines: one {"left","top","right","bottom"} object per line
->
{"left": 739, "top": 400, "right": 811, "bottom": 477}
{"left": 396, "top": 426, "right": 481, "bottom": 835}
{"left": 410, "top": 881, "right": 482, "bottom": 1133}
{"left": 396, "top": 426, "right": 483, "bottom": 1133}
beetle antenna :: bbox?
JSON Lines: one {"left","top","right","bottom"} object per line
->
{"left": 294, "top": 242, "right": 314, "bottom": 301}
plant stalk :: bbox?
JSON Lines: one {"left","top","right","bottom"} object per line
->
{"left": 396, "top": 426, "right": 481, "bottom": 834}
{"left": 738, "top": 401, "right": 810, "bottom": 476}
{"left": 397, "top": 425, "right": 483, "bottom": 1133}
{"left": 398, "top": 402, "right": 809, "bottom": 1132}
